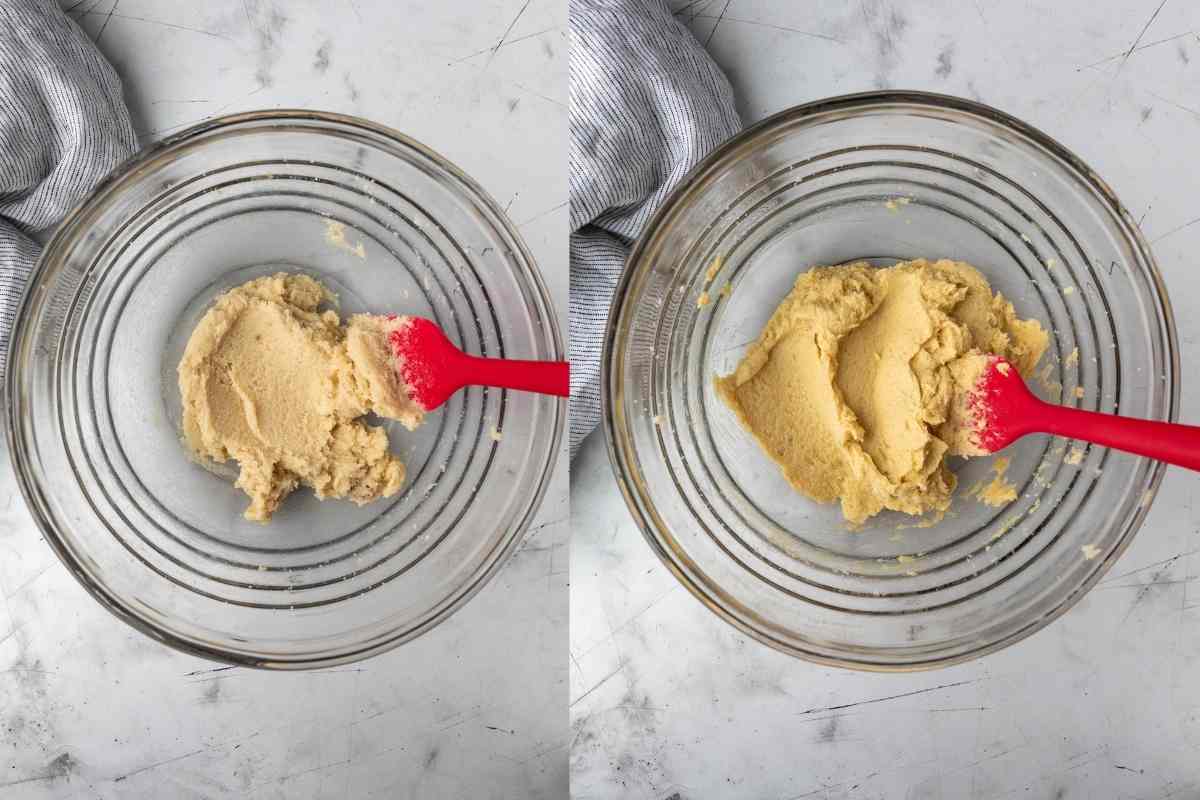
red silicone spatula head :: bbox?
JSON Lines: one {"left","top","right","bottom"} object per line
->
{"left": 387, "top": 316, "right": 468, "bottom": 413}
{"left": 966, "top": 356, "right": 1042, "bottom": 453}
{"left": 966, "top": 355, "right": 1200, "bottom": 472}
{"left": 384, "top": 315, "right": 569, "bottom": 414}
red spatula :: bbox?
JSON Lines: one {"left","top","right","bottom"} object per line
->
{"left": 967, "top": 355, "right": 1199, "bottom": 469}
{"left": 388, "top": 316, "right": 569, "bottom": 412}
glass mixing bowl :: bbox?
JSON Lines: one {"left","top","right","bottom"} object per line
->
{"left": 6, "top": 111, "right": 564, "bottom": 668}
{"left": 603, "top": 91, "right": 1176, "bottom": 670}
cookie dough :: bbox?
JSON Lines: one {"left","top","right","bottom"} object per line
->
{"left": 715, "top": 259, "right": 1047, "bottom": 525}
{"left": 178, "top": 273, "right": 421, "bottom": 522}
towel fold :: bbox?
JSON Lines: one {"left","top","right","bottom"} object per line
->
{"left": 569, "top": 0, "right": 741, "bottom": 457}
{"left": 0, "top": 0, "right": 137, "bottom": 378}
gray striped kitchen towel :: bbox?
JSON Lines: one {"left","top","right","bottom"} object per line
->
{"left": 0, "top": 0, "right": 137, "bottom": 379}
{"left": 569, "top": 0, "right": 741, "bottom": 458}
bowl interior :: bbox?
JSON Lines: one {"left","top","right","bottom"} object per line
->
{"left": 9, "top": 112, "right": 563, "bottom": 667}
{"left": 607, "top": 93, "right": 1174, "bottom": 669}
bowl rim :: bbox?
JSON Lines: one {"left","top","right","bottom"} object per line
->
{"left": 601, "top": 89, "right": 1179, "bottom": 671}
{"left": 5, "top": 109, "right": 565, "bottom": 670}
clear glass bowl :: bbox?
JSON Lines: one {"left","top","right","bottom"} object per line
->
{"left": 6, "top": 111, "right": 564, "bottom": 668}
{"left": 603, "top": 91, "right": 1176, "bottom": 670}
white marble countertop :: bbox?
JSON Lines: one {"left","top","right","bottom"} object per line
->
{"left": 571, "top": 1, "right": 1200, "bottom": 798}
{"left": 2, "top": 1, "right": 566, "bottom": 798}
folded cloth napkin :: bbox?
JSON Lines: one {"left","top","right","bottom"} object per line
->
{"left": 569, "top": 0, "right": 741, "bottom": 458}
{"left": 0, "top": 0, "right": 137, "bottom": 379}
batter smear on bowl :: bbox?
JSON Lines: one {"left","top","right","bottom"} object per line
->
{"left": 715, "top": 259, "right": 1047, "bottom": 525}
{"left": 178, "top": 273, "right": 424, "bottom": 522}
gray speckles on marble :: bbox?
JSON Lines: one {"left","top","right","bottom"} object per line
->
{"left": 248, "top": 1, "right": 290, "bottom": 88}
{"left": 860, "top": 0, "right": 910, "bottom": 88}
{"left": 312, "top": 39, "right": 331, "bottom": 74}
{"left": 935, "top": 41, "right": 955, "bottom": 78}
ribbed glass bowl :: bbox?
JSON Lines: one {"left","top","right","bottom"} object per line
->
{"left": 6, "top": 111, "right": 564, "bottom": 668}
{"left": 603, "top": 92, "right": 1176, "bottom": 670}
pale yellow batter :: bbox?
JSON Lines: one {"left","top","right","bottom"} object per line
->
{"left": 178, "top": 273, "right": 423, "bottom": 522}
{"left": 715, "top": 259, "right": 1047, "bottom": 525}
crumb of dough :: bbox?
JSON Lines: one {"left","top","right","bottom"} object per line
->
{"left": 178, "top": 273, "right": 419, "bottom": 523}
{"left": 1063, "top": 286, "right": 1075, "bottom": 295}
{"left": 652, "top": 415, "right": 664, "bottom": 427}
{"left": 1020, "top": 233, "right": 1031, "bottom": 243}
{"left": 1074, "top": 386, "right": 1085, "bottom": 399}
{"left": 1081, "top": 543, "right": 1101, "bottom": 560}
{"left": 1035, "top": 362, "right": 1062, "bottom": 400}
{"left": 1065, "top": 347, "right": 1079, "bottom": 367}
{"left": 714, "top": 258, "right": 1047, "bottom": 524}
{"left": 1046, "top": 258, "right": 1056, "bottom": 268}
{"left": 897, "top": 509, "right": 946, "bottom": 529}
{"left": 995, "top": 514, "right": 1022, "bottom": 537}
{"left": 1036, "top": 361, "right": 1054, "bottom": 386}
{"left": 896, "top": 554, "right": 915, "bottom": 563}
{"left": 697, "top": 291, "right": 711, "bottom": 308}
{"left": 489, "top": 426, "right": 503, "bottom": 442}
{"left": 1065, "top": 446, "right": 1084, "bottom": 465}
{"left": 720, "top": 284, "right": 731, "bottom": 298}
{"left": 705, "top": 255, "right": 723, "bottom": 284}
{"left": 324, "top": 219, "right": 366, "bottom": 259}
{"left": 885, "top": 197, "right": 911, "bottom": 211}
{"left": 977, "top": 456, "right": 1018, "bottom": 507}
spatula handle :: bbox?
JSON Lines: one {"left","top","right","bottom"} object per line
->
{"left": 457, "top": 356, "right": 570, "bottom": 397}
{"left": 1032, "top": 401, "right": 1200, "bottom": 471}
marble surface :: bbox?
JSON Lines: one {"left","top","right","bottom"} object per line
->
{"left": 571, "top": 1, "right": 1200, "bottom": 798}
{"left": 2, "top": 1, "right": 566, "bottom": 798}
